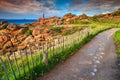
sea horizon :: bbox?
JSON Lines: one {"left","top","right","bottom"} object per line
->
{"left": 0, "top": 19, "right": 37, "bottom": 24}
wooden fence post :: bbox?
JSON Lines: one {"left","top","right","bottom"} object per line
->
{"left": 37, "top": 46, "right": 41, "bottom": 64}
{"left": 43, "top": 42, "right": 48, "bottom": 65}
{"left": 29, "top": 47, "right": 34, "bottom": 68}
{"left": 25, "top": 50, "right": 30, "bottom": 73}
{"left": 13, "top": 52, "right": 20, "bottom": 77}
{"left": 0, "top": 56, "right": 9, "bottom": 80}
{"left": 7, "top": 55, "right": 17, "bottom": 80}
{"left": 53, "top": 41, "right": 55, "bottom": 56}
{"left": 49, "top": 41, "right": 52, "bottom": 58}
{"left": 62, "top": 36, "right": 64, "bottom": 51}
{"left": 19, "top": 50, "right": 26, "bottom": 75}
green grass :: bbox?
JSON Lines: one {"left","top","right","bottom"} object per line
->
{"left": 114, "top": 30, "right": 120, "bottom": 57}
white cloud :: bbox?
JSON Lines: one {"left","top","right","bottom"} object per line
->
{"left": 102, "top": 11, "right": 110, "bottom": 14}
{"left": 0, "top": 0, "right": 59, "bottom": 14}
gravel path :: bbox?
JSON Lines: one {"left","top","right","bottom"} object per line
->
{"left": 37, "top": 28, "right": 119, "bottom": 80}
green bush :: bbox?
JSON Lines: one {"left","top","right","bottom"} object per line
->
{"left": 114, "top": 30, "right": 120, "bottom": 57}
{"left": 50, "top": 27, "right": 63, "bottom": 33}
{"left": 25, "top": 29, "right": 32, "bottom": 35}
{"left": 114, "top": 30, "right": 120, "bottom": 45}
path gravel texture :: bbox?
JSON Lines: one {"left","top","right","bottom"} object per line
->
{"left": 37, "top": 28, "right": 119, "bottom": 80}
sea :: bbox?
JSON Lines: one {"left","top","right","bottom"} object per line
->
{"left": 0, "top": 19, "right": 37, "bottom": 24}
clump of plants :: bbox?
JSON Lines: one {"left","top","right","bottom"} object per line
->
{"left": 114, "top": 30, "right": 120, "bottom": 57}
{"left": 25, "top": 29, "right": 32, "bottom": 35}
{"left": 50, "top": 27, "right": 63, "bottom": 33}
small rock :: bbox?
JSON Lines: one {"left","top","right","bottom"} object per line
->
{"left": 100, "top": 52, "right": 104, "bottom": 55}
{"left": 1, "top": 20, "right": 8, "bottom": 24}
{"left": 96, "top": 60, "right": 100, "bottom": 64}
{"left": 93, "top": 68, "right": 97, "bottom": 72}
{"left": 91, "top": 72, "right": 95, "bottom": 76}
{"left": 93, "top": 65, "right": 97, "bottom": 68}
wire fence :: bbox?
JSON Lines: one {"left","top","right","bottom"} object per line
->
{"left": 0, "top": 28, "right": 91, "bottom": 80}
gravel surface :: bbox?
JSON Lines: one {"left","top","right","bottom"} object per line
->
{"left": 37, "top": 28, "right": 120, "bottom": 80}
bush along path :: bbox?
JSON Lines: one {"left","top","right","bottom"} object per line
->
{"left": 37, "top": 28, "right": 120, "bottom": 80}
{"left": 114, "top": 30, "right": 120, "bottom": 79}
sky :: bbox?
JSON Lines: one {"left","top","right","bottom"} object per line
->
{"left": 0, "top": 0, "right": 120, "bottom": 19}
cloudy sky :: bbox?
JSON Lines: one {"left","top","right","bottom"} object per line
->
{"left": 0, "top": 0, "right": 120, "bottom": 19}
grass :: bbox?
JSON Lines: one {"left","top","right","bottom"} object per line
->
{"left": 114, "top": 30, "right": 120, "bottom": 57}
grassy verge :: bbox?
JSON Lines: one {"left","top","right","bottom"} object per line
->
{"left": 114, "top": 27, "right": 120, "bottom": 80}
{"left": 114, "top": 30, "right": 120, "bottom": 57}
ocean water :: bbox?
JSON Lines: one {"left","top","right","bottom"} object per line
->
{"left": 0, "top": 19, "right": 37, "bottom": 24}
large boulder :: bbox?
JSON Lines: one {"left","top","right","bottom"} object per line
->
{"left": 17, "top": 43, "right": 27, "bottom": 50}
{"left": 17, "top": 36, "right": 35, "bottom": 50}
{"left": 3, "top": 41, "right": 13, "bottom": 50}
{"left": 22, "top": 36, "right": 35, "bottom": 44}
{"left": 7, "top": 24, "right": 20, "bottom": 31}
{"left": 11, "top": 36, "right": 20, "bottom": 46}
{"left": 16, "top": 34, "right": 27, "bottom": 41}
{"left": 0, "top": 32, "right": 10, "bottom": 47}
{"left": 32, "top": 28, "right": 44, "bottom": 36}
{"left": 78, "top": 14, "right": 88, "bottom": 20}
{"left": 0, "top": 23, "right": 8, "bottom": 29}
{"left": 1, "top": 20, "right": 8, "bottom": 25}
{"left": 11, "top": 28, "right": 26, "bottom": 36}
{"left": 62, "top": 13, "right": 76, "bottom": 20}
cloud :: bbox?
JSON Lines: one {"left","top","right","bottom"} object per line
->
{"left": 102, "top": 11, "right": 110, "bottom": 14}
{"left": 69, "top": 0, "right": 120, "bottom": 12}
{"left": 0, "top": 0, "right": 60, "bottom": 14}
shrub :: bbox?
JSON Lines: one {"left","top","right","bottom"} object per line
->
{"left": 50, "top": 27, "right": 63, "bottom": 33}
{"left": 25, "top": 29, "right": 32, "bottom": 35}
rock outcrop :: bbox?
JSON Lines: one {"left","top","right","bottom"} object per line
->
{"left": 0, "top": 23, "right": 54, "bottom": 55}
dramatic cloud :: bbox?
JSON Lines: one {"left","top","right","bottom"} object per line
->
{"left": 69, "top": 0, "right": 120, "bottom": 12}
{"left": 0, "top": 0, "right": 59, "bottom": 14}
{"left": 0, "top": 0, "right": 120, "bottom": 19}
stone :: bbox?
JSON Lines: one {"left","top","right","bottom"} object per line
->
{"left": 17, "top": 43, "right": 27, "bottom": 50}
{"left": 1, "top": 20, "right": 8, "bottom": 25}
{"left": 11, "top": 36, "right": 20, "bottom": 46}
{"left": 12, "top": 28, "right": 26, "bottom": 36}
{"left": 3, "top": 41, "right": 13, "bottom": 50}
{"left": 7, "top": 24, "right": 19, "bottom": 31}
{"left": 0, "top": 23, "right": 8, "bottom": 29}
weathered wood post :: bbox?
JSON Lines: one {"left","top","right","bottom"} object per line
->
{"left": 43, "top": 41, "right": 48, "bottom": 65}
{"left": 19, "top": 50, "right": 26, "bottom": 75}
{"left": 62, "top": 36, "right": 64, "bottom": 51}
{"left": 0, "top": 56, "right": 9, "bottom": 80}
{"left": 25, "top": 50, "right": 30, "bottom": 72}
{"left": 37, "top": 46, "right": 41, "bottom": 64}
{"left": 29, "top": 47, "right": 34, "bottom": 68}
{"left": 7, "top": 54, "right": 17, "bottom": 80}
{"left": 13, "top": 52, "right": 20, "bottom": 77}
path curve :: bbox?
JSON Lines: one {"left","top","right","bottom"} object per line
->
{"left": 37, "top": 28, "right": 119, "bottom": 80}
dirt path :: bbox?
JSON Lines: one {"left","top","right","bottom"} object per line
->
{"left": 37, "top": 28, "right": 119, "bottom": 80}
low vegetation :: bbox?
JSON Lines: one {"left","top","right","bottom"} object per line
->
{"left": 114, "top": 30, "right": 120, "bottom": 57}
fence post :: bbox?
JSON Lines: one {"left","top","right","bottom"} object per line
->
{"left": 62, "top": 36, "right": 64, "bottom": 51}
{"left": 19, "top": 50, "right": 26, "bottom": 75}
{"left": 13, "top": 52, "right": 20, "bottom": 77}
{"left": 37, "top": 46, "right": 41, "bottom": 64}
{"left": 7, "top": 55, "right": 17, "bottom": 80}
{"left": 0, "top": 56, "right": 9, "bottom": 80}
{"left": 49, "top": 41, "right": 52, "bottom": 58}
{"left": 58, "top": 37, "right": 60, "bottom": 52}
{"left": 80, "top": 31, "right": 82, "bottom": 41}
{"left": 29, "top": 47, "right": 34, "bottom": 68}
{"left": 43, "top": 41, "right": 48, "bottom": 65}
{"left": 53, "top": 41, "right": 55, "bottom": 56}
{"left": 25, "top": 50, "right": 30, "bottom": 73}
